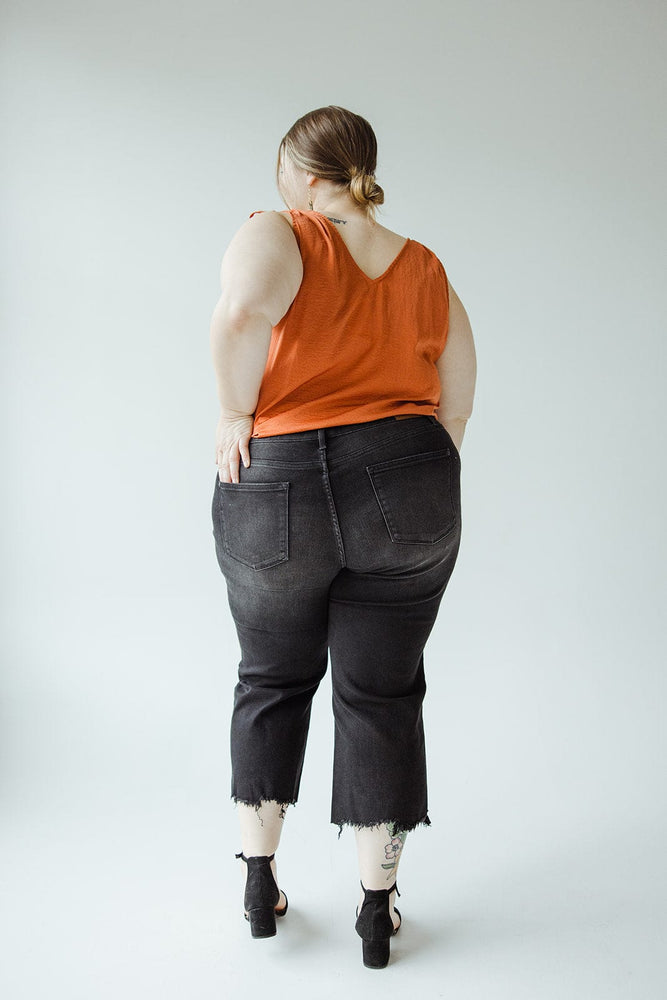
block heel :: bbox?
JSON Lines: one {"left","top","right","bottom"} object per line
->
{"left": 354, "top": 879, "right": 402, "bottom": 969}
{"left": 235, "top": 850, "right": 288, "bottom": 938}
{"left": 362, "top": 936, "right": 391, "bottom": 968}
{"left": 247, "top": 904, "right": 277, "bottom": 938}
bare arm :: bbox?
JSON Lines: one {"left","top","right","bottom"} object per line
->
{"left": 209, "top": 211, "right": 302, "bottom": 481}
{"left": 435, "top": 279, "right": 477, "bottom": 454}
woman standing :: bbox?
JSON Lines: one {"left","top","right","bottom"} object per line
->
{"left": 210, "top": 106, "right": 477, "bottom": 968}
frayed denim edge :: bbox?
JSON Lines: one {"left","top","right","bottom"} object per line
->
{"left": 232, "top": 795, "right": 297, "bottom": 822}
{"left": 333, "top": 814, "right": 431, "bottom": 839}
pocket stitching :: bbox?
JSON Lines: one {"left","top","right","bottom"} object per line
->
{"left": 215, "top": 481, "right": 289, "bottom": 569}
{"left": 366, "top": 450, "right": 458, "bottom": 544}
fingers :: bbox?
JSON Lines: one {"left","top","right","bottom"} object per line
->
{"left": 216, "top": 446, "right": 230, "bottom": 483}
{"left": 216, "top": 434, "right": 251, "bottom": 485}
{"left": 239, "top": 433, "right": 251, "bottom": 470}
{"left": 228, "top": 446, "right": 241, "bottom": 484}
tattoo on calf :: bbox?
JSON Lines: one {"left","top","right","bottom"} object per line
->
{"left": 381, "top": 824, "right": 407, "bottom": 879}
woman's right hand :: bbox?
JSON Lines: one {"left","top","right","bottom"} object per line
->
{"left": 215, "top": 413, "right": 254, "bottom": 484}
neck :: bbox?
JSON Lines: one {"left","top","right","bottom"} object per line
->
{"left": 310, "top": 192, "right": 369, "bottom": 224}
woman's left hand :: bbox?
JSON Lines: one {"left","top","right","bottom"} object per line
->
{"left": 215, "top": 413, "right": 254, "bottom": 483}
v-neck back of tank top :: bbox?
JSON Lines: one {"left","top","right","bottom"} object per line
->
{"left": 247, "top": 208, "right": 450, "bottom": 437}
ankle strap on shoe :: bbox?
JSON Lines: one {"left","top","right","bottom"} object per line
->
{"left": 235, "top": 851, "right": 276, "bottom": 862}
{"left": 360, "top": 878, "right": 401, "bottom": 897}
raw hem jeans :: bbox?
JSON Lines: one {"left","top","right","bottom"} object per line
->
{"left": 210, "top": 415, "right": 462, "bottom": 838}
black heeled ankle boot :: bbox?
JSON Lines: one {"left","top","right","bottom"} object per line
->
{"left": 235, "top": 850, "right": 289, "bottom": 938}
{"left": 354, "top": 879, "right": 402, "bottom": 969}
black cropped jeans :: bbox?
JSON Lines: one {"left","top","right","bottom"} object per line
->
{"left": 211, "top": 414, "right": 462, "bottom": 838}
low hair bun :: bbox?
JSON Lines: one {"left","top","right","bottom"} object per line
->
{"left": 349, "top": 168, "right": 385, "bottom": 210}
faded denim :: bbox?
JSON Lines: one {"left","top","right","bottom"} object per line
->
{"left": 211, "top": 415, "right": 462, "bottom": 837}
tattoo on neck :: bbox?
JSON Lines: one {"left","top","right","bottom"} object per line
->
{"left": 326, "top": 215, "right": 347, "bottom": 224}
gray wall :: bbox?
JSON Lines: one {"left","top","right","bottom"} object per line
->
{"left": 2, "top": 1, "right": 665, "bottom": 996}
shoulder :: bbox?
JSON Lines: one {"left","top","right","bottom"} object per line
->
{"left": 248, "top": 209, "right": 296, "bottom": 231}
{"left": 221, "top": 210, "right": 302, "bottom": 276}
{"left": 408, "top": 238, "right": 448, "bottom": 277}
{"left": 238, "top": 210, "right": 299, "bottom": 254}
{"left": 223, "top": 210, "right": 300, "bottom": 265}
{"left": 407, "top": 236, "right": 440, "bottom": 262}
{"left": 276, "top": 210, "right": 296, "bottom": 230}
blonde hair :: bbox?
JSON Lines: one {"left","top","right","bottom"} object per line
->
{"left": 276, "top": 106, "right": 385, "bottom": 223}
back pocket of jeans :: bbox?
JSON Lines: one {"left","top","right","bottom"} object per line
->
{"left": 366, "top": 449, "right": 458, "bottom": 544}
{"left": 215, "top": 481, "right": 289, "bottom": 569}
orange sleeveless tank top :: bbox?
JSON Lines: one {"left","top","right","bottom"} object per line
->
{"left": 248, "top": 209, "right": 450, "bottom": 437}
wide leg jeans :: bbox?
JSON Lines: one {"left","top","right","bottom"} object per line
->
{"left": 211, "top": 415, "right": 462, "bottom": 837}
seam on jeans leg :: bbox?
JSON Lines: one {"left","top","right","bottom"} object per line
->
{"left": 318, "top": 430, "right": 347, "bottom": 568}
{"left": 229, "top": 583, "right": 329, "bottom": 596}
{"left": 328, "top": 585, "right": 447, "bottom": 608}
{"left": 231, "top": 617, "right": 328, "bottom": 634}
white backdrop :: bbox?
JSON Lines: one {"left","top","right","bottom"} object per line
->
{"left": 2, "top": 1, "right": 665, "bottom": 996}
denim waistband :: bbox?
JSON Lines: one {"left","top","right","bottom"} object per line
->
{"left": 240, "top": 415, "right": 446, "bottom": 471}
{"left": 251, "top": 414, "right": 437, "bottom": 442}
